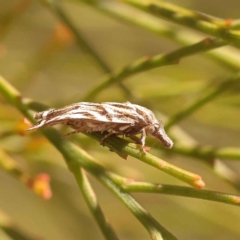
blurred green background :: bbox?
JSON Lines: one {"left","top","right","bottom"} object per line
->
{"left": 0, "top": 0, "right": 240, "bottom": 239}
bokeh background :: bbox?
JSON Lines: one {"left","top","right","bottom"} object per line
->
{"left": 1, "top": 0, "right": 240, "bottom": 239}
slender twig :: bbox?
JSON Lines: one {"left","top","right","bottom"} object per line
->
{"left": 102, "top": 173, "right": 240, "bottom": 206}
{"left": 87, "top": 132, "right": 205, "bottom": 189}
{"left": 78, "top": 0, "right": 240, "bottom": 71}
{"left": 168, "top": 144, "right": 240, "bottom": 191}
{"left": 42, "top": 0, "right": 111, "bottom": 73}
{"left": 124, "top": 0, "right": 240, "bottom": 48}
{"left": 42, "top": 0, "right": 136, "bottom": 99}
{"left": 71, "top": 168, "right": 119, "bottom": 240}
{"left": 122, "top": 182, "right": 240, "bottom": 206}
{"left": 165, "top": 73, "right": 240, "bottom": 130}
{"left": 54, "top": 139, "right": 178, "bottom": 240}
{"left": 83, "top": 38, "right": 225, "bottom": 101}
{"left": 170, "top": 144, "right": 240, "bottom": 162}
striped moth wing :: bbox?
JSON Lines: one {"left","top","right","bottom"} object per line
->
{"left": 27, "top": 102, "right": 173, "bottom": 152}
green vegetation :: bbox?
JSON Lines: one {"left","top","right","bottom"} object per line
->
{"left": 0, "top": 1, "right": 240, "bottom": 239}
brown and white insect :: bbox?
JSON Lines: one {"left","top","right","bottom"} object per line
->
{"left": 27, "top": 102, "right": 173, "bottom": 153}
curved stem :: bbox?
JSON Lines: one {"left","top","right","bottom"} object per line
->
{"left": 165, "top": 73, "right": 240, "bottom": 130}
{"left": 78, "top": 0, "right": 240, "bottom": 71}
{"left": 42, "top": 0, "right": 111, "bottom": 73}
{"left": 71, "top": 168, "right": 119, "bottom": 240}
{"left": 83, "top": 38, "right": 224, "bottom": 101}
{"left": 124, "top": 0, "right": 240, "bottom": 48}
{"left": 122, "top": 182, "right": 240, "bottom": 206}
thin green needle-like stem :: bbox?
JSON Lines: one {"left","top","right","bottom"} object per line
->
{"left": 0, "top": 75, "right": 177, "bottom": 240}
{"left": 42, "top": 0, "right": 111, "bottom": 73}
{"left": 78, "top": 0, "right": 240, "bottom": 71}
{"left": 104, "top": 173, "right": 240, "bottom": 206}
{"left": 171, "top": 145, "right": 240, "bottom": 162}
{"left": 96, "top": 169, "right": 178, "bottom": 240}
{"left": 42, "top": 0, "right": 136, "bottom": 98}
{"left": 124, "top": 0, "right": 240, "bottom": 49}
{"left": 71, "top": 168, "right": 119, "bottom": 240}
{"left": 122, "top": 182, "right": 240, "bottom": 206}
{"left": 86, "top": 132, "right": 204, "bottom": 189}
{"left": 46, "top": 134, "right": 178, "bottom": 240}
{"left": 83, "top": 37, "right": 224, "bottom": 101}
{"left": 61, "top": 144, "right": 178, "bottom": 240}
{"left": 165, "top": 73, "right": 240, "bottom": 130}
{"left": 169, "top": 144, "right": 240, "bottom": 191}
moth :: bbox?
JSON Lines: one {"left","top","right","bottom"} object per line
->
{"left": 27, "top": 102, "right": 173, "bottom": 153}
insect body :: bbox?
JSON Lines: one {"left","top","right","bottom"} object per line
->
{"left": 27, "top": 102, "right": 173, "bottom": 153}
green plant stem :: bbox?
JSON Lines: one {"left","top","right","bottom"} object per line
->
{"left": 104, "top": 173, "right": 240, "bottom": 206}
{"left": 67, "top": 147, "right": 177, "bottom": 240}
{"left": 0, "top": 77, "right": 33, "bottom": 121}
{"left": 171, "top": 145, "right": 240, "bottom": 162}
{"left": 71, "top": 168, "right": 119, "bottom": 240}
{"left": 0, "top": 75, "right": 177, "bottom": 240}
{"left": 46, "top": 131, "right": 177, "bottom": 240}
{"left": 170, "top": 144, "right": 240, "bottom": 191}
{"left": 122, "top": 182, "right": 240, "bottom": 206}
{"left": 86, "top": 132, "right": 204, "bottom": 189}
{"left": 165, "top": 73, "right": 240, "bottom": 130}
{"left": 83, "top": 37, "right": 224, "bottom": 101}
{"left": 42, "top": 0, "right": 111, "bottom": 73}
{"left": 78, "top": 0, "right": 240, "bottom": 71}
{"left": 42, "top": 0, "right": 134, "bottom": 98}
{"left": 124, "top": 0, "right": 240, "bottom": 48}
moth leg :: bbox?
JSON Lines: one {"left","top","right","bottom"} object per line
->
{"left": 62, "top": 129, "right": 82, "bottom": 138}
{"left": 100, "top": 130, "right": 117, "bottom": 145}
{"left": 139, "top": 128, "right": 147, "bottom": 154}
{"left": 128, "top": 129, "right": 147, "bottom": 154}
{"left": 128, "top": 135, "right": 141, "bottom": 144}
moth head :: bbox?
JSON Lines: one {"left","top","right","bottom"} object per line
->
{"left": 146, "top": 123, "right": 173, "bottom": 149}
{"left": 27, "top": 109, "right": 54, "bottom": 131}
{"left": 34, "top": 109, "right": 53, "bottom": 120}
